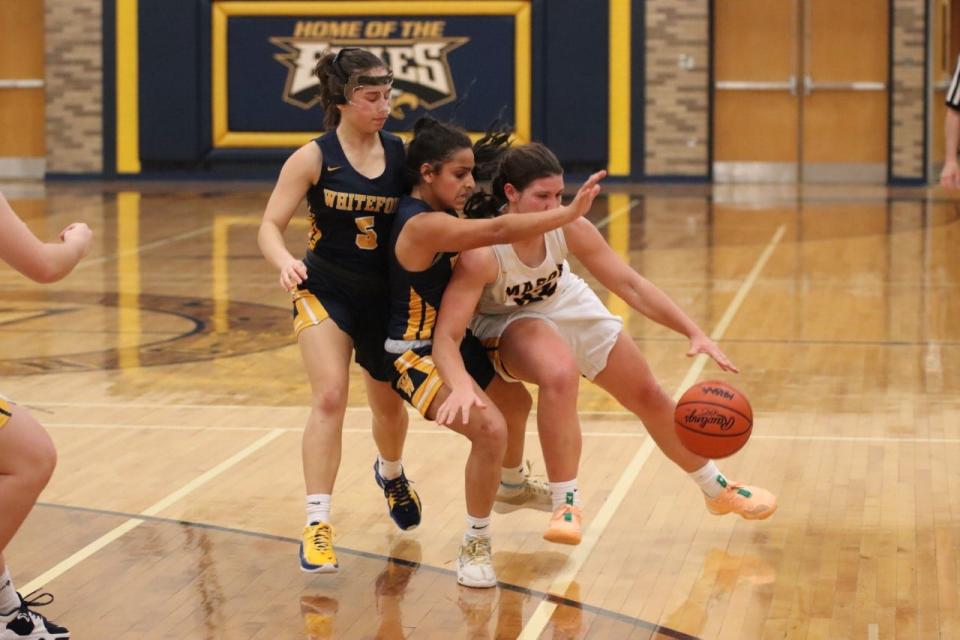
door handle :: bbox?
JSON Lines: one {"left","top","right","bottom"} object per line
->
{"left": 803, "top": 75, "right": 885, "bottom": 95}
{"left": 0, "top": 79, "right": 45, "bottom": 89}
{"left": 715, "top": 76, "right": 798, "bottom": 94}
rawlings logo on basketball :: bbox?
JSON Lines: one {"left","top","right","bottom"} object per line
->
{"left": 700, "top": 385, "right": 735, "bottom": 401}
{"left": 681, "top": 408, "right": 737, "bottom": 431}
{"left": 271, "top": 22, "right": 467, "bottom": 113}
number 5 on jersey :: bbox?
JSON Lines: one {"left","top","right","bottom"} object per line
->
{"left": 355, "top": 216, "right": 377, "bottom": 250}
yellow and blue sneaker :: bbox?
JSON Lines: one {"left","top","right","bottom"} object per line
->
{"left": 373, "top": 461, "right": 422, "bottom": 531}
{"left": 299, "top": 522, "right": 338, "bottom": 573}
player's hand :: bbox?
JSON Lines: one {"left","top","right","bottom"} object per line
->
{"left": 686, "top": 333, "right": 739, "bottom": 373}
{"left": 60, "top": 223, "right": 93, "bottom": 258}
{"left": 941, "top": 160, "right": 960, "bottom": 188}
{"left": 564, "top": 170, "right": 607, "bottom": 220}
{"left": 279, "top": 258, "right": 307, "bottom": 292}
{"left": 435, "top": 385, "right": 487, "bottom": 426}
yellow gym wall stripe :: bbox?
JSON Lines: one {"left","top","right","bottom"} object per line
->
{"left": 116, "top": 0, "right": 141, "bottom": 173}
{"left": 117, "top": 193, "right": 141, "bottom": 370}
{"left": 608, "top": 0, "right": 631, "bottom": 176}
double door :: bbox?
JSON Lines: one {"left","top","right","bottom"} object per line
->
{"left": 0, "top": 1, "right": 45, "bottom": 178}
{"left": 713, "top": 0, "right": 888, "bottom": 183}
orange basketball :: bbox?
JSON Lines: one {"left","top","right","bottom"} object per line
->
{"left": 674, "top": 380, "right": 752, "bottom": 459}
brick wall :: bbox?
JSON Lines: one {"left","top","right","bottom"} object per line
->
{"left": 890, "top": 0, "right": 926, "bottom": 180}
{"left": 45, "top": 0, "right": 102, "bottom": 174}
{"left": 644, "top": 0, "right": 710, "bottom": 177}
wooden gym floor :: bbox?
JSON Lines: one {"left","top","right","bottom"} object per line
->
{"left": 0, "top": 181, "right": 957, "bottom": 639}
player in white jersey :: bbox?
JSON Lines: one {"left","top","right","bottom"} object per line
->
{"left": 431, "top": 143, "right": 777, "bottom": 544}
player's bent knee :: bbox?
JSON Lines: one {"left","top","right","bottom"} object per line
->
{"left": 471, "top": 411, "right": 508, "bottom": 454}
{"left": 310, "top": 387, "right": 349, "bottom": 416}
{"left": 20, "top": 428, "right": 57, "bottom": 489}
{"left": 538, "top": 360, "right": 580, "bottom": 396}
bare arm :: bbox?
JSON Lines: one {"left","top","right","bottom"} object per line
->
{"left": 396, "top": 170, "right": 605, "bottom": 271}
{"left": 432, "top": 247, "right": 500, "bottom": 425}
{"left": 0, "top": 193, "right": 92, "bottom": 283}
{"left": 942, "top": 107, "right": 960, "bottom": 188}
{"left": 565, "top": 218, "right": 738, "bottom": 372}
{"left": 258, "top": 143, "right": 320, "bottom": 290}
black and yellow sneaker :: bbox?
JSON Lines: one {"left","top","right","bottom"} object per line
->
{"left": 0, "top": 591, "right": 70, "bottom": 640}
{"left": 299, "top": 522, "right": 338, "bottom": 573}
{"left": 373, "top": 461, "right": 422, "bottom": 531}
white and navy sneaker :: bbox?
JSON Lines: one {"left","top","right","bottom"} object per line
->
{"left": 0, "top": 591, "right": 69, "bottom": 640}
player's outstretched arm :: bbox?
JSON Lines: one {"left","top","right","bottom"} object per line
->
{"left": 565, "top": 216, "right": 738, "bottom": 372}
{"left": 0, "top": 192, "right": 92, "bottom": 283}
{"left": 397, "top": 171, "right": 606, "bottom": 269}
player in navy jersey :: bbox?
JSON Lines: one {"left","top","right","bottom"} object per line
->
{"left": 383, "top": 117, "right": 605, "bottom": 587}
{"left": 258, "top": 48, "right": 418, "bottom": 574}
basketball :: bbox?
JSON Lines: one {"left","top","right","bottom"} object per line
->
{"left": 674, "top": 380, "right": 753, "bottom": 459}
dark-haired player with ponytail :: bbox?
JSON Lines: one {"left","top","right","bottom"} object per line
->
{"left": 433, "top": 143, "right": 777, "bottom": 547}
{"left": 384, "top": 117, "right": 605, "bottom": 587}
{"left": 258, "top": 48, "right": 416, "bottom": 574}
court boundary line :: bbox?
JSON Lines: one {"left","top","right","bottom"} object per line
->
{"left": 21, "top": 429, "right": 285, "bottom": 594}
{"left": 32, "top": 501, "right": 702, "bottom": 640}
{"left": 517, "top": 224, "right": 786, "bottom": 638}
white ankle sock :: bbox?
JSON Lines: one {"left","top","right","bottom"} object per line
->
{"left": 465, "top": 514, "right": 491, "bottom": 538}
{"left": 0, "top": 568, "right": 19, "bottom": 618}
{"left": 688, "top": 461, "right": 727, "bottom": 499}
{"left": 500, "top": 463, "right": 526, "bottom": 487}
{"left": 306, "top": 493, "right": 332, "bottom": 525}
{"left": 549, "top": 479, "right": 579, "bottom": 510}
{"left": 378, "top": 456, "right": 403, "bottom": 481}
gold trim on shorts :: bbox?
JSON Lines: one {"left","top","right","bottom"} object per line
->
{"left": 292, "top": 290, "right": 330, "bottom": 337}
{"left": 393, "top": 350, "right": 444, "bottom": 417}
{"left": 0, "top": 397, "right": 12, "bottom": 430}
{"left": 481, "top": 336, "right": 518, "bottom": 383}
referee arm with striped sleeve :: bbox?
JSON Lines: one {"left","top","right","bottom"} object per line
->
{"left": 942, "top": 55, "right": 960, "bottom": 187}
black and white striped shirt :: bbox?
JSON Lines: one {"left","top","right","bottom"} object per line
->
{"left": 947, "top": 55, "right": 960, "bottom": 111}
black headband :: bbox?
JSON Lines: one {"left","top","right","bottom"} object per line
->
{"left": 332, "top": 47, "right": 360, "bottom": 82}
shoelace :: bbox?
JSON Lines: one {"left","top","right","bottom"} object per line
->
{"left": 310, "top": 524, "right": 333, "bottom": 553}
{"left": 384, "top": 476, "right": 415, "bottom": 509}
{"left": 14, "top": 591, "right": 55, "bottom": 625}
{"left": 724, "top": 483, "right": 753, "bottom": 499}
{"left": 522, "top": 461, "right": 550, "bottom": 496}
{"left": 462, "top": 537, "right": 492, "bottom": 565}
{"left": 524, "top": 477, "right": 551, "bottom": 496}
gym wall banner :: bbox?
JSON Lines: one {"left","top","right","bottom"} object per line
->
{"left": 212, "top": 1, "right": 531, "bottom": 148}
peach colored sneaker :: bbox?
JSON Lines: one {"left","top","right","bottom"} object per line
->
{"left": 704, "top": 479, "right": 777, "bottom": 520}
{"left": 543, "top": 504, "right": 582, "bottom": 545}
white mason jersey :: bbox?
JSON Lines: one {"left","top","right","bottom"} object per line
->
{"left": 474, "top": 228, "right": 578, "bottom": 315}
